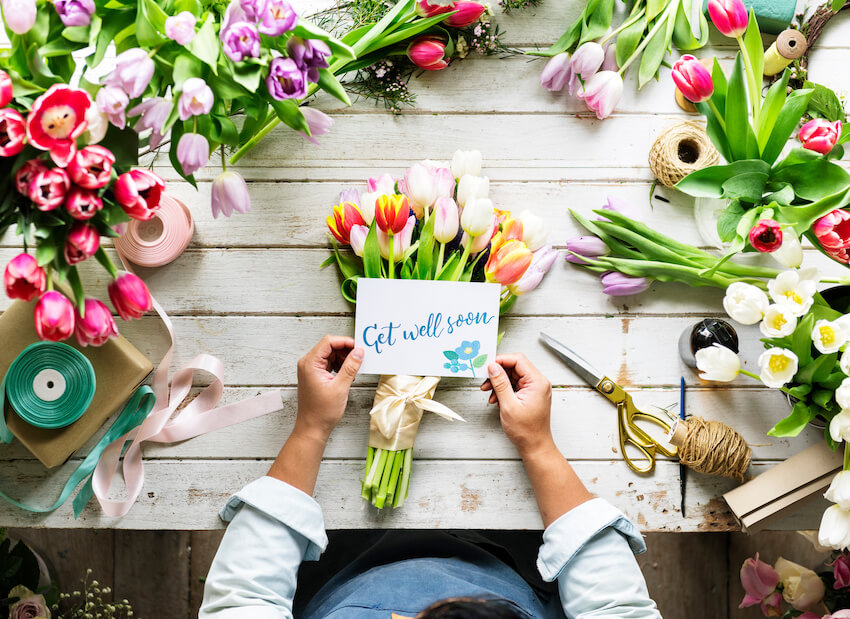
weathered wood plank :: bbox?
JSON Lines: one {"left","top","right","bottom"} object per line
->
{"left": 190, "top": 530, "right": 224, "bottom": 618}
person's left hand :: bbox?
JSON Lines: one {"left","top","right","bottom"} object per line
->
{"left": 295, "top": 335, "right": 364, "bottom": 442}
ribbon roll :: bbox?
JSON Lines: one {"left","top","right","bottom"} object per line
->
{"left": 764, "top": 29, "right": 807, "bottom": 76}
{"left": 0, "top": 342, "right": 95, "bottom": 441}
{"left": 113, "top": 194, "right": 194, "bottom": 267}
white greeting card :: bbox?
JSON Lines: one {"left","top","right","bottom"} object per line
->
{"left": 354, "top": 279, "right": 500, "bottom": 378}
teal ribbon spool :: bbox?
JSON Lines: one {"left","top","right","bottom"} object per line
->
{"left": 0, "top": 342, "right": 156, "bottom": 517}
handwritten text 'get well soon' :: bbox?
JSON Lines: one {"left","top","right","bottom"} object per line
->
{"left": 362, "top": 311, "right": 495, "bottom": 354}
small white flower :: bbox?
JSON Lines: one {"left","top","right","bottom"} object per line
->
{"left": 456, "top": 174, "right": 489, "bottom": 207}
{"left": 757, "top": 347, "right": 799, "bottom": 388}
{"left": 826, "top": 471, "right": 850, "bottom": 510}
{"left": 841, "top": 350, "right": 850, "bottom": 376}
{"left": 832, "top": 409, "right": 850, "bottom": 442}
{"left": 695, "top": 343, "right": 741, "bottom": 382}
{"left": 770, "top": 230, "right": 803, "bottom": 268}
{"left": 813, "top": 319, "right": 847, "bottom": 354}
{"left": 723, "top": 282, "right": 769, "bottom": 325}
{"left": 819, "top": 504, "right": 850, "bottom": 551}
{"left": 836, "top": 378, "right": 850, "bottom": 410}
{"left": 451, "top": 150, "right": 482, "bottom": 179}
{"left": 759, "top": 305, "right": 797, "bottom": 338}
{"left": 768, "top": 269, "right": 819, "bottom": 317}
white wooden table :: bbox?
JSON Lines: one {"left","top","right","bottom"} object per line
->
{"left": 1, "top": 2, "right": 849, "bottom": 530}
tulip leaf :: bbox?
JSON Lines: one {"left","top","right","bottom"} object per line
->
{"left": 672, "top": 1, "right": 707, "bottom": 50}
{"left": 777, "top": 186, "right": 850, "bottom": 236}
{"left": 89, "top": 11, "right": 133, "bottom": 68}
{"left": 136, "top": 0, "right": 167, "bottom": 46}
{"left": 67, "top": 267, "right": 86, "bottom": 317}
{"left": 761, "top": 88, "right": 815, "bottom": 166}
{"left": 763, "top": 183, "right": 795, "bottom": 206}
{"left": 676, "top": 159, "right": 770, "bottom": 198}
{"left": 270, "top": 99, "right": 310, "bottom": 135}
{"left": 360, "top": 13, "right": 452, "bottom": 56}
{"left": 725, "top": 55, "right": 755, "bottom": 161}
{"left": 770, "top": 159, "right": 850, "bottom": 202}
{"left": 349, "top": 0, "right": 412, "bottom": 57}
{"left": 757, "top": 70, "right": 790, "bottom": 152}
{"left": 230, "top": 61, "right": 263, "bottom": 93}
{"left": 437, "top": 252, "right": 460, "bottom": 280}
{"left": 812, "top": 388, "right": 834, "bottom": 409}
{"left": 818, "top": 371, "right": 846, "bottom": 391}
{"left": 580, "top": 0, "right": 615, "bottom": 45}
{"left": 742, "top": 10, "right": 763, "bottom": 94}
{"left": 293, "top": 20, "right": 354, "bottom": 62}
{"left": 317, "top": 69, "right": 351, "bottom": 107}
{"left": 717, "top": 200, "right": 745, "bottom": 243}
{"left": 341, "top": 277, "right": 358, "bottom": 304}
{"left": 615, "top": 14, "right": 646, "bottom": 68}
{"left": 188, "top": 15, "right": 219, "bottom": 73}
{"left": 363, "top": 222, "right": 382, "bottom": 279}
{"left": 804, "top": 80, "right": 846, "bottom": 122}
{"left": 796, "top": 353, "right": 838, "bottom": 386}
{"left": 35, "top": 242, "right": 56, "bottom": 267}
{"left": 637, "top": 12, "right": 674, "bottom": 88}
{"left": 416, "top": 216, "right": 435, "bottom": 280}
{"left": 767, "top": 400, "right": 816, "bottom": 437}
{"left": 721, "top": 172, "right": 768, "bottom": 203}
{"left": 791, "top": 313, "right": 815, "bottom": 367}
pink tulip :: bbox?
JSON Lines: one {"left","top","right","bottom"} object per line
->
{"left": 4, "top": 253, "right": 45, "bottom": 301}
{"left": 0, "top": 108, "right": 26, "bottom": 157}
{"left": 211, "top": 170, "right": 251, "bottom": 218}
{"left": 540, "top": 53, "right": 573, "bottom": 92}
{"left": 799, "top": 119, "right": 843, "bottom": 155}
{"left": 34, "top": 291, "right": 75, "bottom": 342}
{"left": 74, "top": 298, "right": 118, "bottom": 347}
{"left": 672, "top": 54, "right": 714, "bottom": 103}
{"left": 0, "top": 70, "right": 13, "bottom": 108}
{"left": 28, "top": 167, "right": 70, "bottom": 211}
{"left": 570, "top": 42, "right": 605, "bottom": 80}
{"left": 760, "top": 591, "right": 783, "bottom": 617}
{"left": 298, "top": 107, "right": 334, "bottom": 146}
{"left": 798, "top": 613, "right": 822, "bottom": 619}
{"left": 833, "top": 555, "right": 850, "bottom": 589}
{"left": 509, "top": 245, "right": 558, "bottom": 295}
{"left": 707, "top": 0, "right": 748, "bottom": 38}
{"left": 104, "top": 48, "right": 154, "bottom": 99}
{"left": 408, "top": 36, "right": 449, "bottom": 71}
{"left": 165, "top": 11, "right": 196, "bottom": 45}
{"left": 377, "top": 215, "right": 416, "bottom": 260}
{"left": 96, "top": 85, "right": 129, "bottom": 129}
{"left": 739, "top": 553, "right": 780, "bottom": 610}
{"left": 349, "top": 224, "right": 369, "bottom": 257}
{"left": 108, "top": 272, "right": 153, "bottom": 321}
{"left": 826, "top": 611, "right": 850, "bottom": 618}
{"left": 461, "top": 214, "right": 498, "bottom": 254}
{"left": 114, "top": 169, "right": 165, "bottom": 220}
{"left": 749, "top": 219, "right": 783, "bottom": 253}
{"left": 444, "top": 1, "right": 485, "bottom": 27}
{"left": 602, "top": 43, "right": 618, "bottom": 72}
{"left": 68, "top": 145, "right": 115, "bottom": 189}
{"left": 65, "top": 187, "right": 103, "bottom": 220}
{"left": 178, "top": 77, "right": 214, "bottom": 120}
{"left": 577, "top": 71, "right": 623, "bottom": 119}
{"left": 415, "top": 0, "right": 453, "bottom": 18}
{"left": 127, "top": 96, "right": 171, "bottom": 149}
{"left": 433, "top": 167, "right": 455, "bottom": 200}
{"left": 64, "top": 223, "right": 100, "bottom": 265}
{"left": 814, "top": 209, "right": 850, "bottom": 250}
{"left": 1, "top": 0, "right": 36, "bottom": 34}
{"left": 14, "top": 159, "right": 48, "bottom": 195}
{"left": 433, "top": 197, "right": 459, "bottom": 243}
{"left": 176, "top": 132, "right": 209, "bottom": 176}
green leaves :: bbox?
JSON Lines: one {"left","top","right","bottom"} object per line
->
{"left": 770, "top": 158, "right": 850, "bottom": 202}
{"left": 756, "top": 70, "right": 790, "bottom": 152}
{"left": 760, "top": 88, "right": 815, "bottom": 166}
{"left": 804, "top": 80, "right": 846, "bottom": 122}
{"left": 270, "top": 99, "right": 310, "bottom": 134}
{"left": 725, "top": 55, "right": 757, "bottom": 160}
{"left": 535, "top": 0, "right": 615, "bottom": 56}
{"left": 136, "top": 0, "right": 167, "bottom": 46}
{"left": 676, "top": 159, "right": 770, "bottom": 199}
{"left": 363, "top": 222, "right": 382, "bottom": 279}
{"left": 188, "top": 15, "right": 219, "bottom": 72}
{"left": 768, "top": 399, "right": 817, "bottom": 437}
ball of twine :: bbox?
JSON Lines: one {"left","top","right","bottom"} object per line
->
{"left": 678, "top": 417, "right": 751, "bottom": 481}
{"left": 648, "top": 120, "right": 719, "bottom": 188}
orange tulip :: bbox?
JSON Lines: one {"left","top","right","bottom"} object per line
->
{"left": 327, "top": 201, "right": 366, "bottom": 244}
{"left": 375, "top": 194, "right": 410, "bottom": 235}
{"left": 490, "top": 217, "right": 523, "bottom": 252}
{"left": 485, "top": 239, "right": 533, "bottom": 286}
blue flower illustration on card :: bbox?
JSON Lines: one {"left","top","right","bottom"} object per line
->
{"left": 443, "top": 340, "right": 487, "bottom": 377}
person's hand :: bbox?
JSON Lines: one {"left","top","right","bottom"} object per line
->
{"left": 295, "top": 335, "right": 364, "bottom": 443}
{"left": 480, "top": 354, "right": 555, "bottom": 459}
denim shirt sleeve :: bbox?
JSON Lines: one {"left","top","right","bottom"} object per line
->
{"left": 198, "top": 476, "right": 329, "bottom": 619}
{"left": 537, "top": 498, "right": 661, "bottom": 619}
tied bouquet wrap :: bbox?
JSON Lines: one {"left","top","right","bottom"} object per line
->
{"left": 324, "top": 149, "right": 557, "bottom": 508}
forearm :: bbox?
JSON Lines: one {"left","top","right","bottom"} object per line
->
{"left": 521, "top": 441, "right": 594, "bottom": 527}
{"left": 267, "top": 422, "right": 328, "bottom": 496}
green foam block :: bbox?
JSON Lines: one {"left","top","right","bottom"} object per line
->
{"left": 703, "top": 0, "right": 795, "bottom": 35}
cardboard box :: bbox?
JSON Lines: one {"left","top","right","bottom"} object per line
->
{"left": 0, "top": 299, "right": 153, "bottom": 468}
{"left": 723, "top": 442, "right": 843, "bottom": 533}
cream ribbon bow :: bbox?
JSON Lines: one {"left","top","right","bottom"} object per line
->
{"left": 369, "top": 375, "right": 465, "bottom": 451}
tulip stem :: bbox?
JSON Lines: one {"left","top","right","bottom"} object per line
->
{"left": 388, "top": 235, "right": 395, "bottom": 279}
{"left": 844, "top": 443, "right": 850, "bottom": 471}
{"left": 618, "top": 1, "right": 677, "bottom": 75}
{"left": 220, "top": 144, "right": 227, "bottom": 172}
{"left": 600, "top": 7, "right": 646, "bottom": 45}
{"left": 452, "top": 237, "right": 473, "bottom": 281}
{"left": 46, "top": 266, "right": 53, "bottom": 291}
{"left": 436, "top": 242, "right": 446, "bottom": 274}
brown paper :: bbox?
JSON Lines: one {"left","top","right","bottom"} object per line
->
{"left": 723, "top": 442, "right": 843, "bottom": 533}
{"left": 0, "top": 299, "right": 153, "bottom": 468}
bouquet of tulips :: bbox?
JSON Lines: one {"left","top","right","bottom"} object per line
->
{"left": 0, "top": 78, "right": 156, "bottom": 346}
{"left": 325, "top": 150, "right": 557, "bottom": 508}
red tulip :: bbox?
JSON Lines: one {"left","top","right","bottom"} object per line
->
{"left": 327, "top": 201, "right": 367, "bottom": 244}
{"left": 748, "top": 219, "right": 783, "bottom": 253}
{"left": 415, "top": 1, "right": 454, "bottom": 17}
{"left": 671, "top": 55, "right": 714, "bottom": 103}
{"left": 0, "top": 108, "right": 26, "bottom": 157}
{"left": 799, "top": 119, "right": 843, "bottom": 155}
{"left": 74, "top": 298, "right": 118, "bottom": 347}
{"left": 65, "top": 186, "right": 103, "bottom": 220}
{"left": 707, "top": 0, "right": 748, "bottom": 38}
{"left": 14, "top": 159, "right": 48, "bottom": 195}
{"left": 407, "top": 36, "right": 449, "bottom": 71}
{"left": 444, "top": 1, "right": 485, "bottom": 27}
{"left": 108, "top": 272, "right": 153, "bottom": 320}
{"left": 4, "top": 253, "right": 46, "bottom": 301}
{"left": 374, "top": 194, "right": 410, "bottom": 235}
{"left": 67, "top": 145, "right": 115, "bottom": 189}
{"left": 28, "top": 167, "right": 70, "bottom": 211}
{"left": 64, "top": 222, "right": 100, "bottom": 265}
{"left": 814, "top": 209, "right": 850, "bottom": 250}
{"left": 0, "top": 70, "right": 13, "bottom": 108}
{"left": 114, "top": 169, "right": 165, "bottom": 220}
{"left": 25, "top": 84, "right": 91, "bottom": 167}
{"left": 34, "top": 291, "right": 75, "bottom": 342}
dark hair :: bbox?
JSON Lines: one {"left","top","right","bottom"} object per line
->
{"left": 417, "top": 598, "right": 530, "bottom": 618}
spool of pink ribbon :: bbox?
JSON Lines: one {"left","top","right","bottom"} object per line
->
{"left": 113, "top": 194, "right": 193, "bottom": 267}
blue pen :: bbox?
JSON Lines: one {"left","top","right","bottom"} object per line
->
{"left": 679, "top": 377, "right": 687, "bottom": 518}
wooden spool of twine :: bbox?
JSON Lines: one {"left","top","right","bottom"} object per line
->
{"left": 670, "top": 417, "right": 752, "bottom": 481}
{"left": 648, "top": 121, "right": 719, "bottom": 188}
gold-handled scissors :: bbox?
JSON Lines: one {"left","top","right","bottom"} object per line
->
{"left": 539, "top": 332, "right": 678, "bottom": 474}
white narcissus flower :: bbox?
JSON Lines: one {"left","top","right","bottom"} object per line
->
{"left": 819, "top": 504, "right": 850, "bottom": 551}
{"left": 767, "top": 268, "right": 819, "bottom": 317}
{"left": 771, "top": 230, "right": 803, "bottom": 268}
{"left": 831, "top": 409, "right": 850, "bottom": 443}
{"left": 826, "top": 471, "right": 850, "bottom": 510}
{"left": 757, "top": 348, "right": 799, "bottom": 388}
{"left": 451, "top": 149, "right": 482, "bottom": 179}
{"left": 813, "top": 319, "right": 847, "bottom": 354}
{"left": 695, "top": 343, "right": 740, "bottom": 382}
{"left": 759, "top": 304, "right": 797, "bottom": 338}
{"left": 774, "top": 557, "right": 825, "bottom": 611}
{"left": 456, "top": 174, "right": 489, "bottom": 207}
{"left": 837, "top": 378, "right": 850, "bottom": 410}
{"left": 517, "top": 209, "right": 547, "bottom": 251}
{"left": 723, "top": 282, "right": 769, "bottom": 325}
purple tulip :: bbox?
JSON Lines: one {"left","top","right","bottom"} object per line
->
{"left": 287, "top": 37, "right": 331, "bottom": 83}
{"left": 104, "top": 48, "right": 154, "bottom": 99}
{"left": 238, "top": 0, "right": 267, "bottom": 21}
{"left": 600, "top": 272, "right": 650, "bottom": 296}
{"left": 95, "top": 86, "right": 129, "bottom": 129}
{"left": 178, "top": 77, "right": 214, "bottom": 120}
{"left": 570, "top": 42, "right": 604, "bottom": 80}
{"left": 128, "top": 97, "right": 171, "bottom": 149}
{"left": 565, "top": 236, "right": 609, "bottom": 264}
{"left": 211, "top": 171, "right": 251, "bottom": 218}
{"left": 165, "top": 11, "right": 196, "bottom": 45}
{"left": 540, "top": 52, "right": 571, "bottom": 92}
{"left": 54, "top": 0, "right": 95, "bottom": 26}
{"left": 338, "top": 188, "right": 360, "bottom": 208}
{"left": 176, "top": 133, "right": 209, "bottom": 176}
{"left": 258, "top": 0, "right": 297, "bottom": 36}
{"left": 221, "top": 22, "right": 260, "bottom": 62}
{"left": 297, "top": 107, "right": 334, "bottom": 145}
{"left": 509, "top": 245, "right": 558, "bottom": 295}
{"left": 597, "top": 194, "right": 637, "bottom": 220}
{"left": 1, "top": 0, "right": 36, "bottom": 34}
{"left": 266, "top": 57, "right": 307, "bottom": 100}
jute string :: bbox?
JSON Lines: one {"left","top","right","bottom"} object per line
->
{"left": 648, "top": 120, "right": 719, "bottom": 187}
{"left": 675, "top": 417, "right": 751, "bottom": 481}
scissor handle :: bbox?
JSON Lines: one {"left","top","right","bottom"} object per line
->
{"left": 630, "top": 408, "right": 678, "bottom": 458}
{"left": 617, "top": 402, "right": 657, "bottom": 474}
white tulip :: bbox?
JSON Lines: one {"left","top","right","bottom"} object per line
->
{"left": 836, "top": 378, "right": 850, "bottom": 410}
{"left": 757, "top": 348, "right": 799, "bottom": 388}
{"left": 723, "top": 282, "right": 769, "bottom": 325}
{"left": 831, "top": 409, "right": 850, "bottom": 443}
{"left": 456, "top": 174, "right": 489, "bottom": 207}
{"left": 813, "top": 319, "right": 847, "bottom": 354}
{"left": 759, "top": 305, "right": 797, "bottom": 338}
{"left": 774, "top": 557, "right": 825, "bottom": 611}
{"left": 460, "top": 198, "right": 495, "bottom": 237}
{"left": 421, "top": 158, "right": 450, "bottom": 170}
{"left": 517, "top": 209, "right": 547, "bottom": 251}
{"left": 359, "top": 191, "right": 380, "bottom": 224}
{"left": 403, "top": 163, "right": 437, "bottom": 214}
{"left": 771, "top": 231, "right": 803, "bottom": 269}
{"left": 826, "top": 471, "right": 850, "bottom": 510}
{"left": 695, "top": 343, "right": 740, "bottom": 382}
{"left": 451, "top": 149, "right": 482, "bottom": 179}
{"left": 84, "top": 105, "right": 109, "bottom": 145}
{"left": 819, "top": 504, "right": 850, "bottom": 550}
{"left": 841, "top": 350, "right": 850, "bottom": 376}
{"left": 768, "top": 269, "right": 819, "bottom": 317}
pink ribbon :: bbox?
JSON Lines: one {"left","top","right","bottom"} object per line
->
{"left": 113, "top": 194, "right": 194, "bottom": 268}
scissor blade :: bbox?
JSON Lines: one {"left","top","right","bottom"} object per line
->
{"left": 539, "top": 332, "right": 605, "bottom": 388}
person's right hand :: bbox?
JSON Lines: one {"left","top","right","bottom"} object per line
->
{"left": 480, "top": 354, "right": 555, "bottom": 458}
